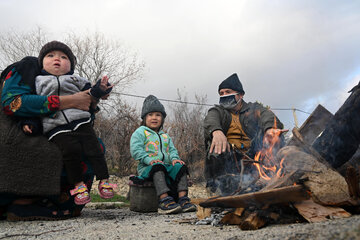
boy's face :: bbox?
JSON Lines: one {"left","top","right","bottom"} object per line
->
{"left": 145, "top": 112, "right": 163, "bottom": 131}
{"left": 42, "top": 50, "right": 71, "bottom": 76}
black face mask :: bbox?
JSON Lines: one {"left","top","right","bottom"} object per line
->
{"left": 219, "top": 93, "right": 241, "bottom": 109}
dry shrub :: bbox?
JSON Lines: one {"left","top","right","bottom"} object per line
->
{"left": 165, "top": 91, "right": 209, "bottom": 182}
{"left": 94, "top": 98, "right": 139, "bottom": 176}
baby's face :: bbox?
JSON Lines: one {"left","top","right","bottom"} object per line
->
{"left": 42, "top": 50, "right": 71, "bottom": 76}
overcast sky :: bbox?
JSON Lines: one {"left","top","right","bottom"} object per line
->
{"left": 1, "top": 0, "right": 359, "bottom": 129}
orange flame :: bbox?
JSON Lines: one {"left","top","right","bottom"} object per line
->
{"left": 252, "top": 118, "right": 285, "bottom": 181}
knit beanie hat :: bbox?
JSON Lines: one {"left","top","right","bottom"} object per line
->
{"left": 38, "top": 41, "right": 76, "bottom": 71}
{"left": 218, "top": 73, "right": 245, "bottom": 95}
{"left": 141, "top": 95, "right": 167, "bottom": 119}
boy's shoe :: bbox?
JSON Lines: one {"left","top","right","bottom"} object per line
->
{"left": 158, "top": 196, "right": 182, "bottom": 214}
{"left": 70, "top": 184, "right": 91, "bottom": 205}
{"left": 178, "top": 196, "right": 197, "bottom": 213}
{"left": 98, "top": 181, "right": 117, "bottom": 199}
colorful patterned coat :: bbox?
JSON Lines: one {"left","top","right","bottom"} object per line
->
{"left": 130, "top": 126, "right": 181, "bottom": 176}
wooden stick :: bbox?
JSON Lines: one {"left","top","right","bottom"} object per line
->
{"left": 200, "top": 185, "right": 310, "bottom": 208}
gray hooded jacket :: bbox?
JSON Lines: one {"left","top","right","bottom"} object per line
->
{"left": 36, "top": 74, "right": 91, "bottom": 139}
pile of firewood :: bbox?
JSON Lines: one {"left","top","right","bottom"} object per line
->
{"left": 193, "top": 92, "right": 360, "bottom": 230}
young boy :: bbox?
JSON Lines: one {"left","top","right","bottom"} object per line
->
{"left": 130, "top": 95, "right": 197, "bottom": 214}
{"left": 23, "top": 41, "right": 115, "bottom": 205}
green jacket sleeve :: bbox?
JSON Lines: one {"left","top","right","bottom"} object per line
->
{"left": 258, "top": 105, "right": 284, "bottom": 132}
{"left": 130, "top": 128, "right": 154, "bottom": 166}
{"left": 167, "top": 135, "right": 180, "bottom": 161}
{"left": 203, "top": 107, "right": 224, "bottom": 141}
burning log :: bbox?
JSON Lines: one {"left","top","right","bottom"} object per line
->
{"left": 259, "top": 170, "right": 302, "bottom": 192}
{"left": 277, "top": 146, "right": 352, "bottom": 206}
{"left": 199, "top": 185, "right": 309, "bottom": 208}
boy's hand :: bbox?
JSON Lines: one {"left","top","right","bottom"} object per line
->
{"left": 90, "top": 76, "right": 113, "bottom": 99}
{"left": 172, "top": 159, "right": 185, "bottom": 166}
{"left": 150, "top": 160, "right": 163, "bottom": 165}
{"left": 23, "top": 125, "right": 33, "bottom": 134}
{"left": 100, "top": 93, "right": 110, "bottom": 100}
{"left": 99, "top": 76, "right": 114, "bottom": 92}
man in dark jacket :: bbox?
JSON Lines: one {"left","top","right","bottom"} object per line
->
{"left": 203, "top": 73, "right": 285, "bottom": 195}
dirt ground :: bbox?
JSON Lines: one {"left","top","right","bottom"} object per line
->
{"left": 1, "top": 177, "right": 360, "bottom": 240}
{"left": 1, "top": 207, "right": 360, "bottom": 240}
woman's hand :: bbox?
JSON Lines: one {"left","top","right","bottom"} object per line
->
{"left": 150, "top": 160, "right": 163, "bottom": 165}
{"left": 59, "top": 90, "right": 92, "bottom": 111}
{"left": 172, "top": 159, "right": 185, "bottom": 166}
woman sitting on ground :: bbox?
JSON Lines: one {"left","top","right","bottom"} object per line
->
{"left": 0, "top": 55, "right": 95, "bottom": 221}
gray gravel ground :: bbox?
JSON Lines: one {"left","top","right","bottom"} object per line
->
{"left": 1, "top": 207, "right": 360, "bottom": 240}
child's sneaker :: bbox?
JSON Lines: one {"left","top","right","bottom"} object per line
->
{"left": 98, "top": 181, "right": 117, "bottom": 199}
{"left": 158, "top": 196, "right": 182, "bottom": 214}
{"left": 70, "top": 184, "right": 91, "bottom": 205}
{"left": 178, "top": 196, "right": 197, "bottom": 213}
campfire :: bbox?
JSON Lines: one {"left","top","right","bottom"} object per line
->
{"left": 194, "top": 104, "right": 360, "bottom": 230}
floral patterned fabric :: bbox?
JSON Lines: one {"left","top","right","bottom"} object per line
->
{"left": 1, "top": 66, "right": 59, "bottom": 117}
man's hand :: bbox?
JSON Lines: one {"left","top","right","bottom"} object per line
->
{"left": 150, "top": 160, "right": 163, "bottom": 165}
{"left": 172, "top": 159, "right": 185, "bottom": 166}
{"left": 210, "top": 130, "right": 230, "bottom": 154}
{"left": 263, "top": 128, "right": 288, "bottom": 147}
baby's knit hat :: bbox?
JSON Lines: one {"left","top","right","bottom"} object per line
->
{"left": 38, "top": 41, "right": 76, "bottom": 71}
{"left": 218, "top": 73, "right": 245, "bottom": 95}
{"left": 141, "top": 95, "right": 167, "bottom": 119}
